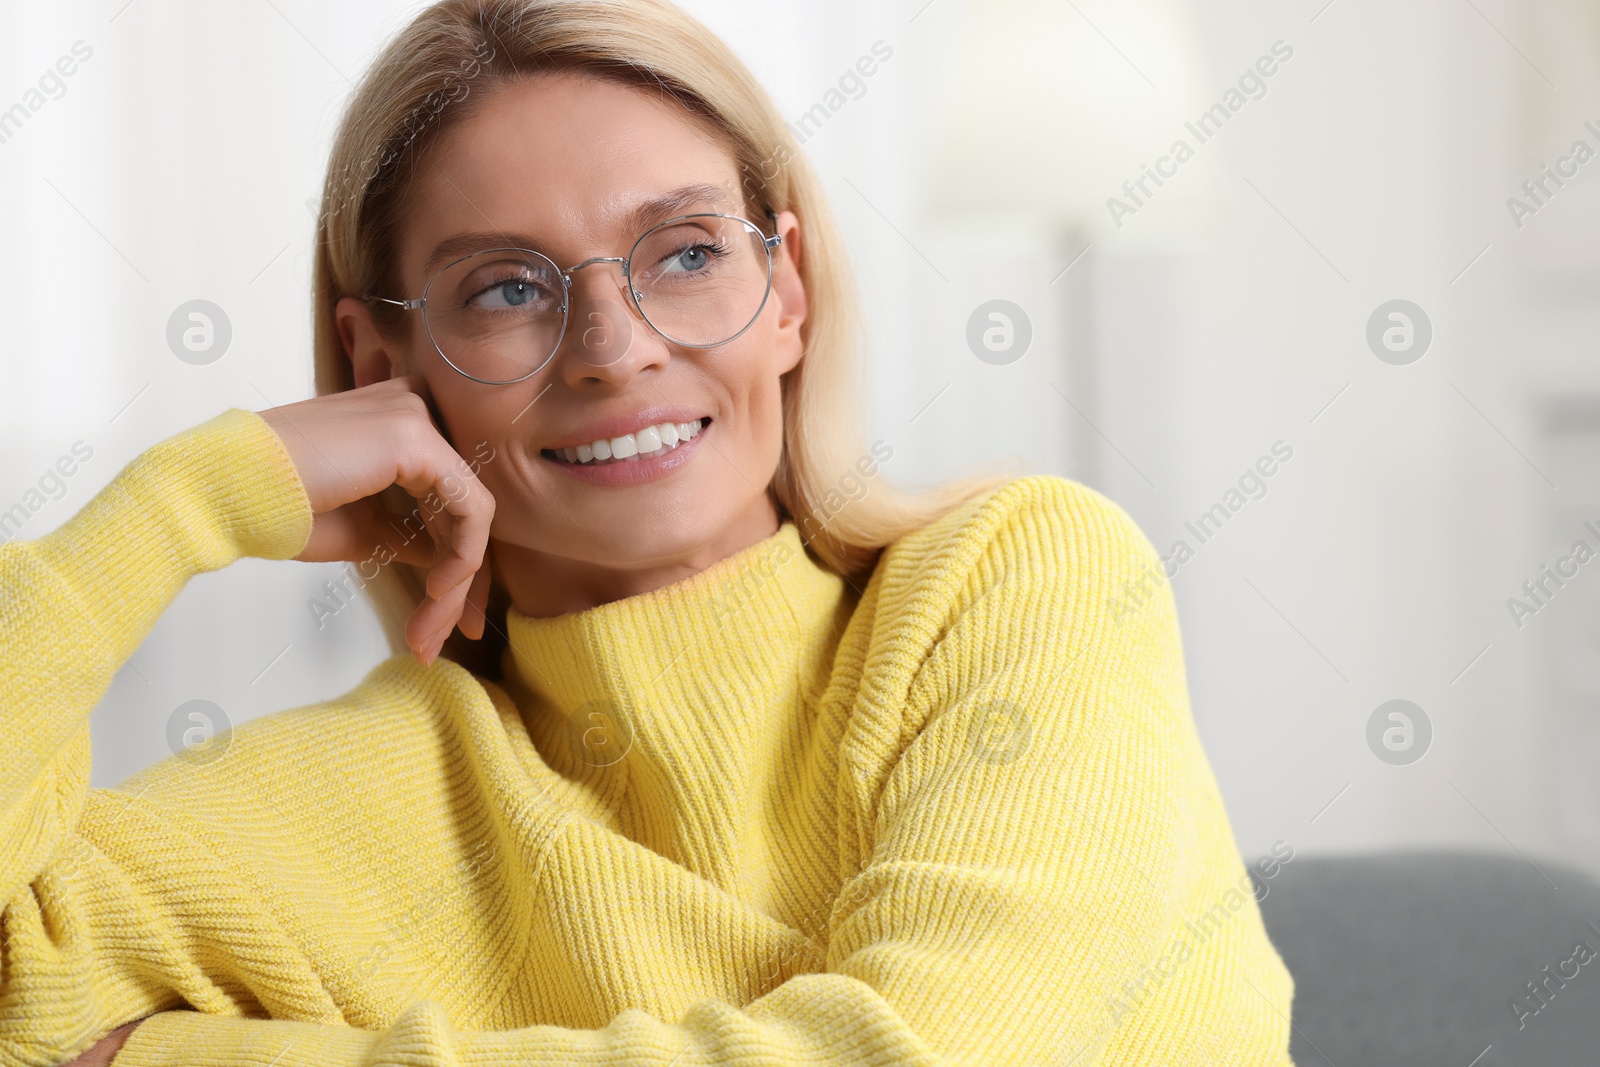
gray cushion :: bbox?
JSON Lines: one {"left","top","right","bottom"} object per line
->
{"left": 1255, "top": 849, "right": 1600, "bottom": 1066}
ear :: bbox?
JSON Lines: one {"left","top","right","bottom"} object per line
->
{"left": 769, "top": 210, "right": 807, "bottom": 376}
{"left": 335, "top": 295, "right": 404, "bottom": 389}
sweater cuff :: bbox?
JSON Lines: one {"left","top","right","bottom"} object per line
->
{"left": 146, "top": 407, "right": 315, "bottom": 564}
{"left": 110, "top": 1010, "right": 375, "bottom": 1067}
{"left": 28, "top": 408, "right": 314, "bottom": 659}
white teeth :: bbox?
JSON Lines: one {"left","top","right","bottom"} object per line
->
{"left": 549, "top": 418, "right": 706, "bottom": 466}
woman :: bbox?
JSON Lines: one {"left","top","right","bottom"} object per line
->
{"left": 5, "top": 1, "right": 1296, "bottom": 1064}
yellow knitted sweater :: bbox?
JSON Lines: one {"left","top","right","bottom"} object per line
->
{"left": 0, "top": 409, "right": 1295, "bottom": 1066}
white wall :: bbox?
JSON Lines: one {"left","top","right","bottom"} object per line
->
{"left": 3, "top": 0, "right": 1598, "bottom": 881}
{"left": 1081, "top": 0, "right": 1600, "bottom": 881}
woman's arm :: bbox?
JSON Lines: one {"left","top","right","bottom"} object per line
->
{"left": 56, "top": 1021, "right": 138, "bottom": 1067}
{"left": 0, "top": 407, "right": 315, "bottom": 1064}
{"left": 1, "top": 380, "right": 496, "bottom": 1067}
{"left": 99, "top": 477, "right": 1296, "bottom": 1067}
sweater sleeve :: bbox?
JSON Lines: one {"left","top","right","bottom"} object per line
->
{"left": 0, "top": 408, "right": 312, "bottom": 1063}
{"left": 107, "top": 477, "right": 1294, "bottom": 1067}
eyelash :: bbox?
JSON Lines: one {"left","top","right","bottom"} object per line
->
{"left": 655, "top": 238, "right": 733, "bottom": 274}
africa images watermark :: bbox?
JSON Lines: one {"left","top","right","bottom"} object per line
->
{"left": 315, "top": 37, "right": 497, "bottom": 226}
{"left": 698, "top": 439, "right": 895, "bottom": 631}
{"left": 1108, "top": 440, "right": 1295, "bottom": 625}
{"left": 792, "top": 439, "right": 894, "bottom": 547}
{"left": 350, "top": 837, "right": 499, "bottom": 1002}
{"left": 306, "top": 440, "right": 496, "bottom": 630}
{"left": 1506, "top": 118, "right": 1600, "bottom": 230}
{"left": 1105, "top": 840, "right": 1297, "bottom": 1028}
{"left": 787, "top": 40, "right": 894, "bottom": 146}
{"left": 1055, "top": 841, "right": 1299, "bottom": 1063}
{"left": 740, "top": 41, "right": 895, "bottom": 209}
{"left": 1107, "top": 39, "right": 1295, "bottom": 229}
{"left": 551, "top": 442, "right": 899, "bottom": 773}
{"left": 1505, "top": 518, "right": 1600, "bottom": 630}
{"left": 1509, "top": 918, "right": 1600, "bottom": 1031}
{"left": 0, "top": 441, "right": 95, "bottom": 545}
{"left": 0, "top": 40, "right": 94, "bottom": 149}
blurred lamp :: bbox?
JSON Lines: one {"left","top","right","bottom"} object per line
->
{"left": 922, "top": 0, "right": 1222, "bottom": 248}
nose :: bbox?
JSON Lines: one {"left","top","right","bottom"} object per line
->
{"left": 553, "top": 258, "right": 666, "bottom": 386}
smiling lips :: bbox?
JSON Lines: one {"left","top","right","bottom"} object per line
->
{"left": 542, "top": 417, "right": 709, "bottom": 466}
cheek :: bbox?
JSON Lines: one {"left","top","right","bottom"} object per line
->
{"left": 427, "top": 390, "right": 522, "bottom": 487}
{"left": 381, "top": 314, "right": 431, "bottom": 377}
{"left": 459, "top": 426, "right": 522, "bottom": 489}
{"left": 473, "top": 440, "right": 542, "bottom": 532}
{"left": 722, "top": 357, "right": 787, "bottom": 459}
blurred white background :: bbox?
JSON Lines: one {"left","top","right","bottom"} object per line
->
{"left": 2, "top": 0, "right": 1599, "bottom": 882}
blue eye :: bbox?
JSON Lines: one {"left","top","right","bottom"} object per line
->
{"left": 659, "top": 241, "right": 729, "bottom": 276}
{"left": 670, "top": 246, "right": 709, "bottom": 272}
{"left": 476, "top": 279, "right": 540, "bottom": 308}
{"left": 470, "top": 278, "right": 547, "bottom": 310}
{"left": 444, "top": 250, "right": 561, "bottom": 319}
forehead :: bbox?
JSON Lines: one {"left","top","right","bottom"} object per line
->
{"left": 401, "top": 71, "right": 745, "bottom": 271}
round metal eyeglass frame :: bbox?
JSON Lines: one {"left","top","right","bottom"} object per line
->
{"left": 366, "top": 209, "right": 784, "bottom": 385}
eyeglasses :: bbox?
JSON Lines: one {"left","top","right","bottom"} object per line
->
{"left": 367, "top": 210, "right": 783, "bottom": 385}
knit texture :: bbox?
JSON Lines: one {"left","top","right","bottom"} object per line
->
{"left": 0, "top": 409, "right": 1295, "bottom": 1066}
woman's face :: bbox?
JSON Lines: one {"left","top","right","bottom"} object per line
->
{"left": 339, "top": 70, "right": 807, "bottom": 591}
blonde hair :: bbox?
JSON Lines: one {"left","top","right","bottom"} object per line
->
{"left": 311, "top": 0, "right": 1018, "bottom": 676}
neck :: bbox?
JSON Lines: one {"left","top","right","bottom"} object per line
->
{"left": 493, "top": 492, "right": 783, "bottom": 619}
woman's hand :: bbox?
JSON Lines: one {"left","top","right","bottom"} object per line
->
{"left": 58, "top": 1020, "right": 139, "bottom": 1066}
{"left": 258, "top": 376, "right": 496, "bottom": 665}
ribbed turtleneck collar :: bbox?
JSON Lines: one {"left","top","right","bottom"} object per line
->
{"left": 495, "top": 520, "right": 853, "bottom": 878}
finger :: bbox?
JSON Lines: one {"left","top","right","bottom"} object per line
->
{"left": 412, "top": 511, "right": 473, "bottom": 620}
{"left": 405, "top": 588, "right": 449, "bottom": 661}
{"left": 295, "top": 499, "right": 436, "bottom": 569}
{"left": 391, "top": 371, "right": 436, "bottom": 406}
{"left": 389, "top": 373, "right": 446, "bottom": 437}
{"left": 406, "top": 607, "right": 444, "bottom": 666}
{"left": 368, "top": 507, "right": 438, "bottom": 570}
{"left": 460, "top": 555, "right": 493, "bottom": 641}
{"left": 404, "top": 563, "right": 469, "bottom": 664}
{"left": 408, "top": 518, "right": 488, "bottom": 657}
{"left": 377, "top": 395, "right": 492, "bottom": 662}
{"left": 391, "top": 378, "right": 493, "bottom": 606}
{"left": 392, "top": 443, "right": 494, "bottom": 612}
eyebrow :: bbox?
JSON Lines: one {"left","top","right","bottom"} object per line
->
{"left": 420, "top": 182, "right": 738, "bottom": 275}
